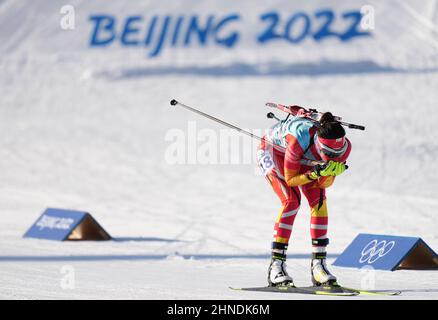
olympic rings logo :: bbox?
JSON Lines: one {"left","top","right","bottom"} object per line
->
{"left": 359, "top": 240, "right": 395, "bottom": 264}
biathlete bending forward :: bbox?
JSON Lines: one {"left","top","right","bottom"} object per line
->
{"left": 257, "top": 110, "right": 351, "bottom": 287}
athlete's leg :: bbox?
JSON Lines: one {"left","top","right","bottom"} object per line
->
{"left": 301, "top": 184, "right": 336, "bottom": 285}
{"left": 301, "top": 184, "right": 328, "bottom": 251}
{"left": 267, "top": 173, "right": 301, "bottom": 260}
{"left": 263, "top": 172, "right": 301, "bottom": 286}
{"left": 257, "top": 145, "right": 301, "bottom": 260}
{"left": 257, "top": 145, "right": 301, "bottom": 286}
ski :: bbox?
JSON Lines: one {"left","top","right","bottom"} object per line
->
{"left": 341, "top": 287, "right": 401, "bottom": 296}
{"left": 265, "top": 102, "right": 365, "bottom": 131}
{"left": 229, "top": 285, "right": 359, "bottom": 296}
{"left": 311, "top": 285, "right": 401, "bottom": 296}
{"left": 230, "top": 285, "right": 401, "bottom": 296}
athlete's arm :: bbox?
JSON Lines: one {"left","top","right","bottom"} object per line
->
{"left": 284, "top": 135, "right": 315, "bottom": 187}
{"left": 316, "top": 176, "right": 335, "bottom": 188}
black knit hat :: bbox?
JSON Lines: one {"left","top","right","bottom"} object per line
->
{"left": 317, "top": 112, "right": 345, "bottom": 139}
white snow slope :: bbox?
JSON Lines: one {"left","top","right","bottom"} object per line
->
{"left": 0, "top": 0, "right": 438, "bottom": 299}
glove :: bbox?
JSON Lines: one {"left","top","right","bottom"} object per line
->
{"left": 332, "top": 162, "right": 347, "bottom": 176}
{"left": 308, "top": 161, "right": 347, "bottom": 180}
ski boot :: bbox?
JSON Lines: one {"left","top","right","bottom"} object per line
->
{"left": 311, "top": 252, "right": 338, "bottom": 287}
{"left": 268, "top": 258, "right": 294, "bottom": 287}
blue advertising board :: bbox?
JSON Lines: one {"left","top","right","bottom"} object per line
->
{"left": 24, "top": 208, "right": 111, "bottom": 241}
{"left": 333, "top": 233, "right": 438, "bottom": 271}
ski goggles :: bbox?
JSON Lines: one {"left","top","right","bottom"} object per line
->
{"left": 315, "top": 136, "right": 351, "bottom": 161}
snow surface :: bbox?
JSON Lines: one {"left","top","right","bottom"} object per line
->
{"left": 0, "top": 0, "right": 438, "bottom": 299}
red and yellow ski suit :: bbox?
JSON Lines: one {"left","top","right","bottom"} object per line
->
{"left": 257, "top": 116, "right": 346, "bottom": 247}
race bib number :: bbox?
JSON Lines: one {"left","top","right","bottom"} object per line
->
{"left": 258, "top": 151, "right": 275, "bottom": 175}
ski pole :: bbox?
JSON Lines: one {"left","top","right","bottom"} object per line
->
{"left": 170, "top": 99, "right": 268, "bottom": 144}
{"left": 170, "top": 99, "right": 328, "bottom": 167}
